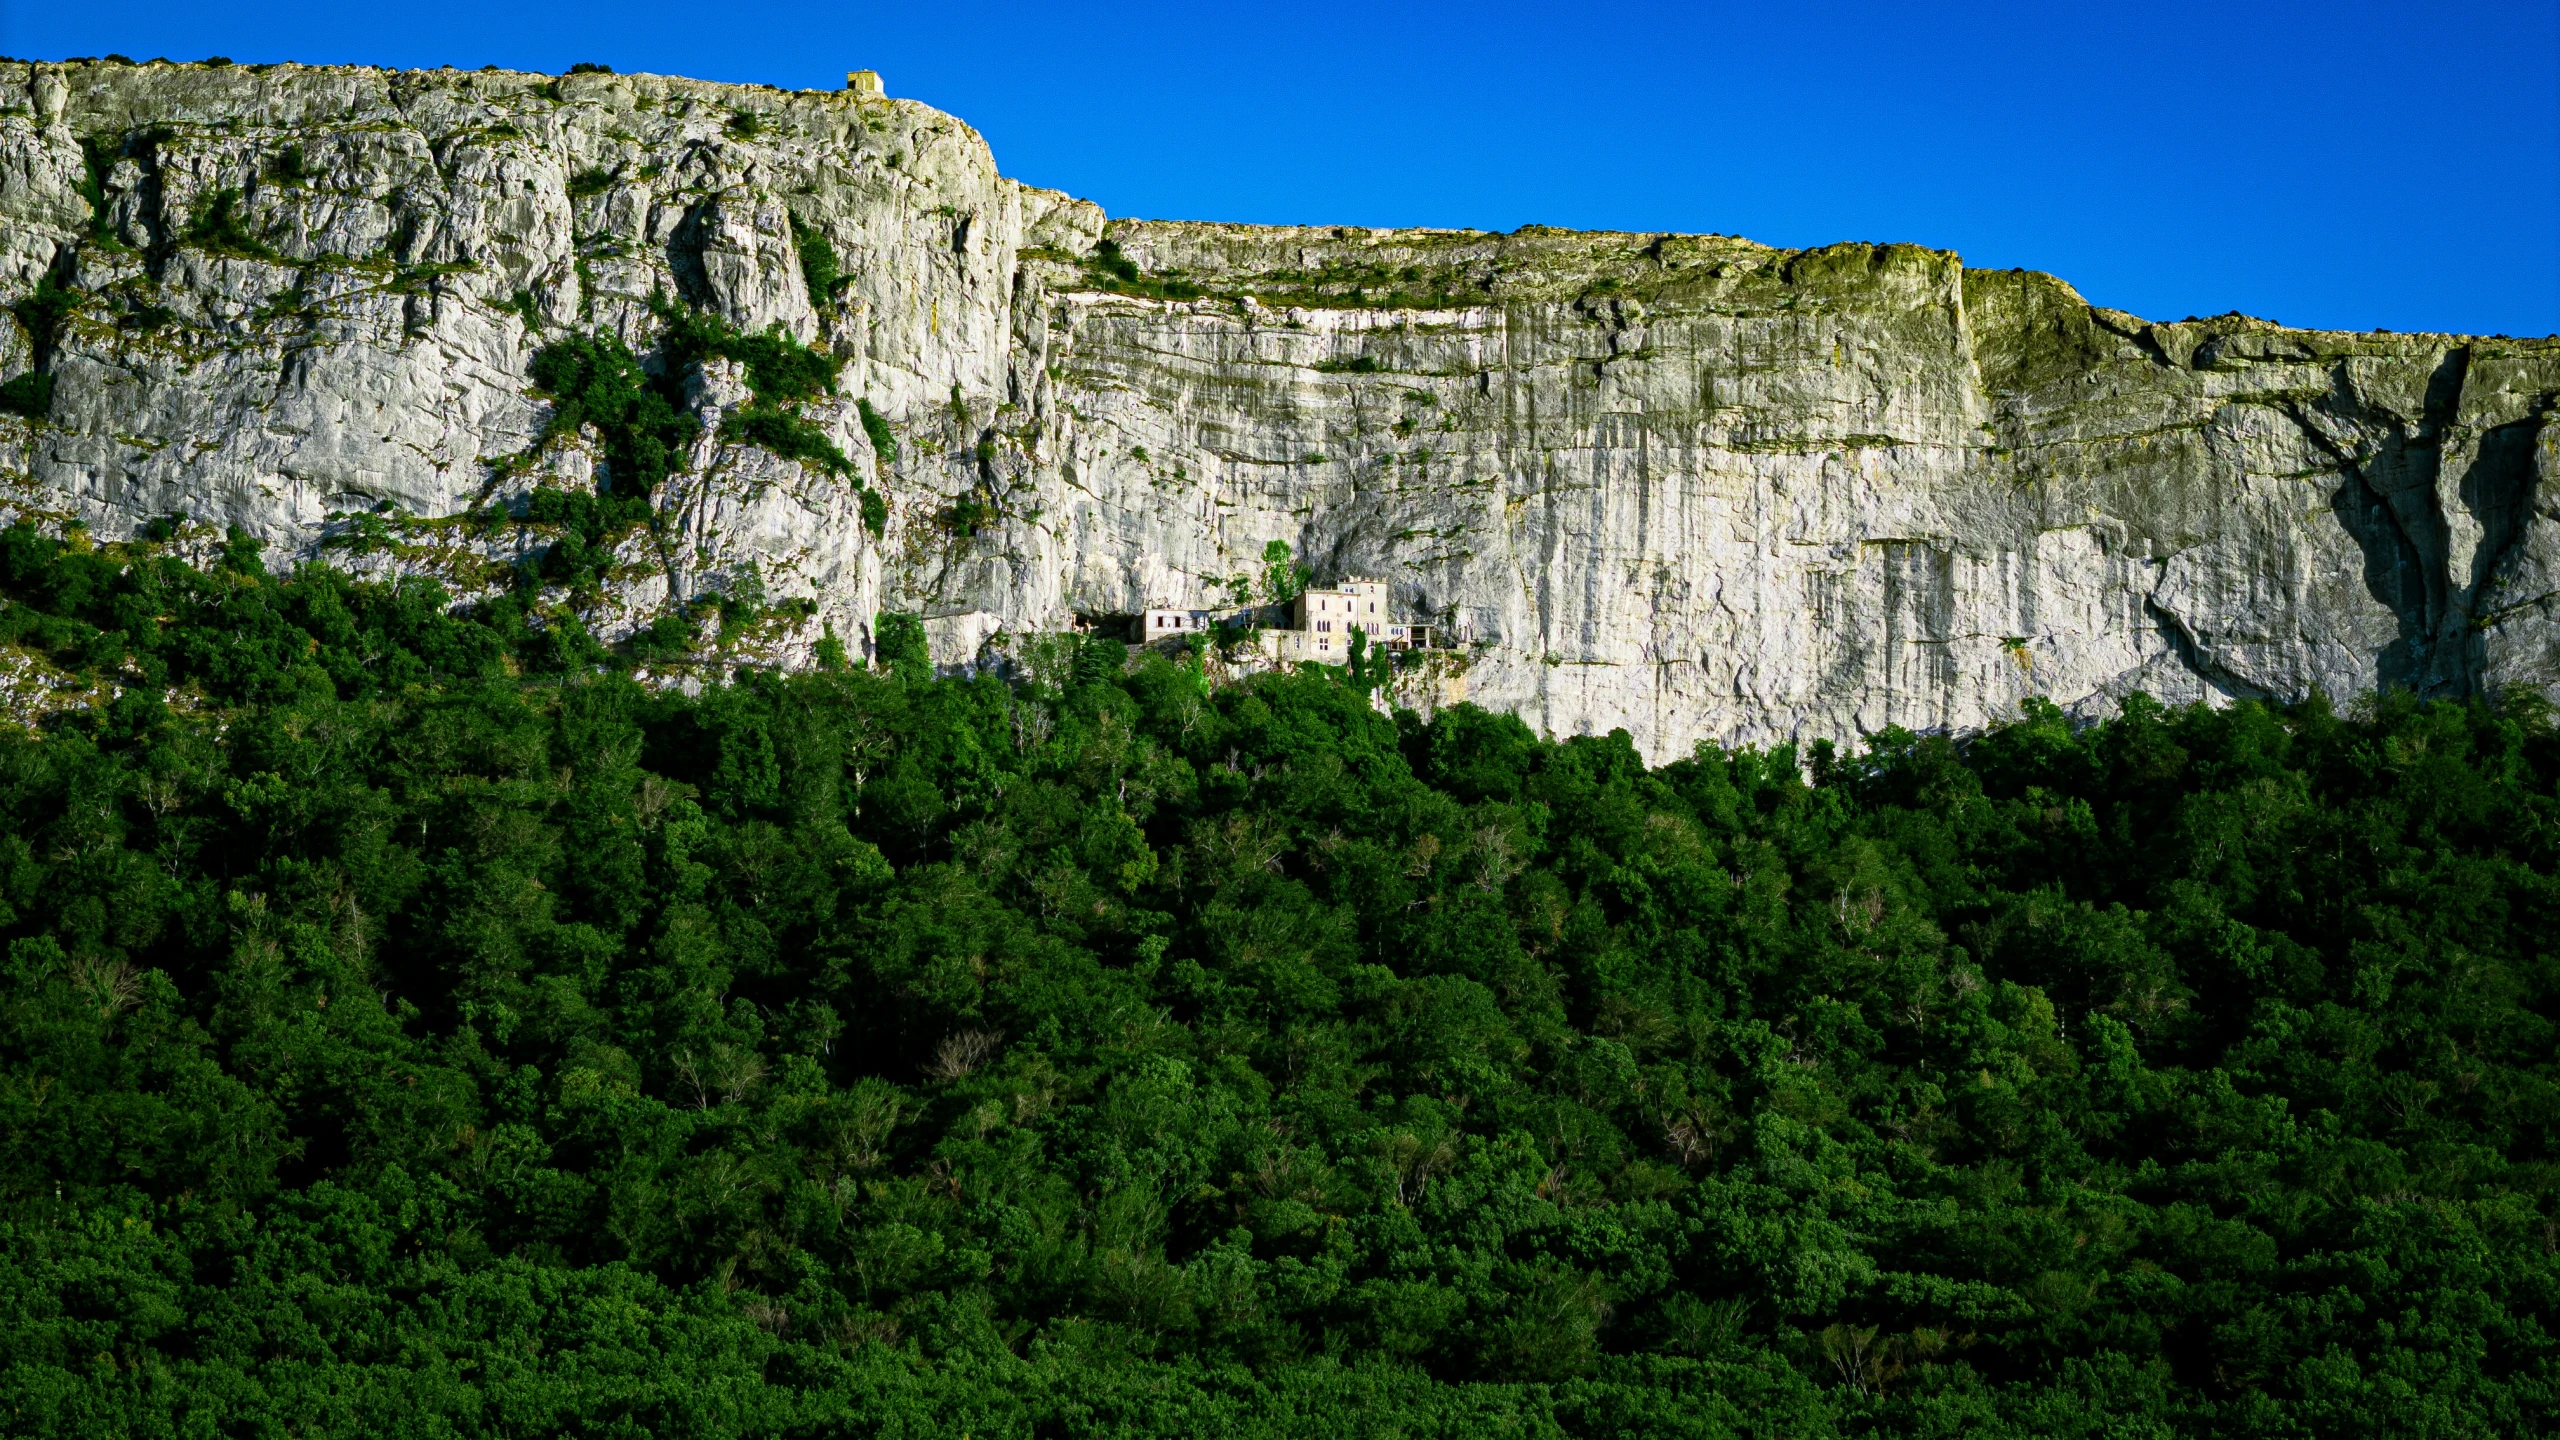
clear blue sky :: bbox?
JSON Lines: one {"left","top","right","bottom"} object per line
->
{"left": 6, "top": 0, "right": 2554, "bottom": 336}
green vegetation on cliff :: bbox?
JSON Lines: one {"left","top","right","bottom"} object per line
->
{"left": 517, "top": 297, "right": 885, "bottom": 553}
{"left": 0, "top": 527, "right": 2554, "bottom": 1438}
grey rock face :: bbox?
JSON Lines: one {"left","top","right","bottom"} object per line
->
{"left": 1, "top": 61, "right": 2553, "bottom": 757}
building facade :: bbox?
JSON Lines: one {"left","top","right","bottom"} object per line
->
{"left": 1139, "top": 607, "right": 1253, "bottom": 643}
{"left": 1140, "top": 578, "right": 1452, "bottom": 660}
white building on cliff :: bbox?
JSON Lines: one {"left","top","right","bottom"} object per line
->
{"left": 1140, "top": 577, "right": 1447, "bottom": 660}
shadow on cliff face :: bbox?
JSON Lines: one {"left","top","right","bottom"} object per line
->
{"left": 2457, "top": 416, "right": 2548, "bottom": 656}
{"left": 666, "top": 202, "right": 715, "bottom": 311}
{"left": 2316, "top": 348, "right": 2542, "bottom": 698}
{"left": 2330, "top": 445, "right": 2437, "bottom": 692}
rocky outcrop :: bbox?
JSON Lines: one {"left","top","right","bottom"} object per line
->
{"left": 2, "top": 59, "right": 2554, "bottom": 758}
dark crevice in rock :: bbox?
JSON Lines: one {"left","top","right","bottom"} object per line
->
{"left": 2129, "top": 328, "right": 2179, "bottom": 369}
{"left": 2411, "top": 348, "right": 2472, "bottom": 683}
{"left": 2463, "top": 420, "right": 2546, "bottom": 585}
{"left": 102, "top": 129, "right": 176, "bottom": 279}
{"left": 2288, "top": 355, "right": 2551, "bottom": 700}
{"left": 2289, "top": 354, "right": 2486, "bottom": 694}
{"left": 2293, "top": 408, "right": 2435, "bottom": 690}
{"left": 2422, "top": 346, "right": 2472, "bottom": 424}
{"left": 2454, "top": 411, "right": 2552, "bottom": 678}
{"left": 2086, "top": 307, "right": 2182, "bottom": 370}
{"left": 665, "top": 201, "right": 715, "bottom": 312}
{"left": 2142, "top": 596, "right": 2273, "bottom": 702}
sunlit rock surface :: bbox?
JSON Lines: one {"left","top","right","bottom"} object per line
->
{"left": 2, "top": 59, "right": 2553, "bottom": 757}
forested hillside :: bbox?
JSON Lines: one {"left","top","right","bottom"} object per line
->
{"left": 1, "top": 522, "right": 2554, "bottom": 1438}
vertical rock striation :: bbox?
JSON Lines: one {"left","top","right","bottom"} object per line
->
{"left": 1, "top": 60, "right": 2553, "bottom": 757}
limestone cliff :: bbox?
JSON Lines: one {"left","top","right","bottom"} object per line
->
{"left": 3, "top": 59, "right": 2554, "bottom": 758}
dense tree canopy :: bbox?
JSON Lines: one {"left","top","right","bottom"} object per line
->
{"left": 1, "top": 523, "right": 2555, "bottom": 1437}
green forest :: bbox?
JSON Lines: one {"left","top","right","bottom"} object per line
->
{"left": 0, "top": 521, "right": 2554, "bottom": 1438}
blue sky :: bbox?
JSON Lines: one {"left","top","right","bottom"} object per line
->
{"left": 6, "top": 0, "right": 2553, "bottom": 336}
